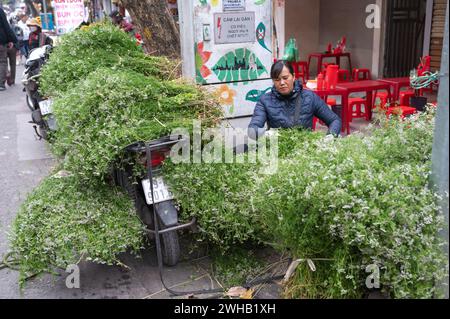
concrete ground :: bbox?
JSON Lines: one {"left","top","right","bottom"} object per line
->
{"left": 0, "top": 65, "right": 284, "bottom": 299}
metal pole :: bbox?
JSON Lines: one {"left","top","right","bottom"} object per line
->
{"left": 422, "top": 0, "right": 434, "bottom": 57}
{"left": 431, "top": 1, "right": 449, "bottom": 299}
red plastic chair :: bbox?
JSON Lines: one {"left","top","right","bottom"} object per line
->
{"left": 352, "top": 68, "right": 371, "bottom": 81}
{"left": 291, "top": 61, "right": 309, "bottom": 84}
{"left": 349, "top": 97, "right": 370, "bottom": 122}
{"left": 338, "top": 69, "right": 352, "bottom": 82}
{"left": 351, "top": 69, "right": 388, "bottom": 109}
{"left": 374, "top": 91, "right": 389, "bottom": 109}
{"left": 321, "top": 63, "right": 334, "bottom": 74}
{"left": 343, "top": 69, "right": 371, "bottom": 122}
{"left": 312, "top": 117, "right": 318, "bottom": 130}
{"left": 386, "top": 106, "right": 417, "bottom": 119}
{"left": 326, "top": 98, "right": 337, "bottom": 106}
{"left": 399, "top": 90, "right": 415, "bottom": 106}
{"left": 351, "top": 68, "right": 389, "bottom": 109}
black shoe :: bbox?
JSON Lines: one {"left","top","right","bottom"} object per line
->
{"left": 0, "top": 86, "right": 6, "bottom": 91}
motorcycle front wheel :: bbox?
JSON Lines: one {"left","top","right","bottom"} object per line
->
{"left": 159, "top": 223, "right": 180, "bottom": 267}
{"left": 115, "top": 168, "right": 181, "bottom": 266}
{"left": 38, "top": 125, "right": 49, "bottom": 141}
{"left": 26, "top": 94, "right": 36, "bottom": 112}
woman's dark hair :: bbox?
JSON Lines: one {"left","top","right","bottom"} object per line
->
{"left": 270, "top": 60, "right": 294, "bottom": 79}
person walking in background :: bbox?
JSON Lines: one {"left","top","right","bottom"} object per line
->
{"left": 5, "top": 38, "right": 17, "bottom": 86}
{"left": 3, "top": 16, "right": 21, "bottom": 85}
{"left": 0, "top": 7, "right": 18, "bottom": 91}
{"left": 17, "top": 13, "right": 30, "bottom": 60}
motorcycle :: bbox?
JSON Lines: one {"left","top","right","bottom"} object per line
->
{"left": 22, "top": 45, "right": 56, "bottom": 140}
{"left": 112, "top": 135, "right": 196, "bottom": 266}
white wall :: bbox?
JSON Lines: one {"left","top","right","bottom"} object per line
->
{"left": 284, "top": 0, "right": 376, "bottom": 78}
{"left": 285, "top": 0, "right": 320, "bottom": 61}
{"left": 319, "top": 0, "right": 375, "bottom": 74}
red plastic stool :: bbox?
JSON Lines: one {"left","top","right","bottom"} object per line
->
{"left": 399, "top": 90, "right": 415, "bottom": 106}
{"left": 349, "top": 97, "right": 369, "bottom": 121}
{"left": 292, "top": 61, "right": 309, "bottom": 84}
{"left": 374, "top": 91, "right": 389, "bottom": 109}
{"left": 312, "top": 117, "right": 318, "bottom": 130}
{"left": 352, "top": 68, "right": 371, "bottom": 81}
{"left": 313, "top": 102, "right": 335, "bottom": 129}
{"left": 321, "top": 62, "right": 334, "bottom": 73}
{"left": 386, "top": 106, "right": 417, "bottom": 119}
{"left": 312, "top": 117, "right": 327, "bottom": 130}
{"left": 313, "top": 116, "right": 328, "bottom": 129}
{"left": 326, "top": 98, "right": 337, "bottom": 106}
{"left": 338, "top": 69, "right": 352, "bottom": 82}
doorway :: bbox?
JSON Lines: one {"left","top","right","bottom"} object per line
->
{"left": 383, "top": 0, "right": 427, "bottom": 77}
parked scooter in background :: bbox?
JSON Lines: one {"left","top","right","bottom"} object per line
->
{"left": 22, "top": 44, "right": 56, "bottom": 140}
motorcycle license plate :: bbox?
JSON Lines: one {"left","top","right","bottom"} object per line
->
{"left": 39, "top": 99, "right": 53, "bottom": 116}
{"left": 142, "top": 177, "right": 174, "bottom": 205}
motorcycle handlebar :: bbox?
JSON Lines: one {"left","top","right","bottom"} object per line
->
{"left": 123, "top": 135, "right": 186, "bottom": 154}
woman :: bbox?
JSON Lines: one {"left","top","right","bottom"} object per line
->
{"left": 248, "top": 60, "right": 341, "bottom": 139}
{"left": 27, "top": 18, "right": 52, "bottom": 51}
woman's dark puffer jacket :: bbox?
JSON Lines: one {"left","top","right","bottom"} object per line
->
{"left": 248, "top": 80, "right": 342, "bottom": 138}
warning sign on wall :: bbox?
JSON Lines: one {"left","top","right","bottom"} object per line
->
{"left": 214, "top": 12, "right": 255, "bottom": 44}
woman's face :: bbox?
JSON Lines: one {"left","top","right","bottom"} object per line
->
{"left": 273, "top": 66, "right": 295, "bottom": 95}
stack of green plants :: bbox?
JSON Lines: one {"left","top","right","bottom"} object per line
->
{"left": 39, "top": 22, "right": 177, "bottom": 97}
{"left": 163, "top": 108, "right": 448, "bottom": 298}
{"left": 7, "top": 22, "right": 446, "bottom": 297}
{"left": 10, "top": 174, "right": 145, "bottom": 286}
{"left": 7, "top": 22, "right": 223, "bottom": 286}
{"left": 50, "top": 67, "right": 222, "bottom": 182}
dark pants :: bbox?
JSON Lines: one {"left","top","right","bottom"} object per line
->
{"left": 5, "top": 46, "right": 17, "bottom": 86}
{"left": 20, "top": 40, "right": 29, "bottom": 58}
{"left": 0, "top": 44, "right": 7, "bottom": 88}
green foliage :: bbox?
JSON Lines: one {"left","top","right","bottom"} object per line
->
{"left": 10, "top": 174, "right": 145, "bottom": 287}
{"left": 8, "top": 22, "right": 223, "bottom": 287}
{"left": 164, "top": 109, "right": 448, "bottom": 298}
{"left": 39, "top": 22, "right": 177, "bottom": 98}
{"left": 211, "top": 246, "right": 265, "bottom": 289}
{"left": 9, "top": 21, "right": 446, "bottom": 298}
{"left": 164, "top": 157, "right": 263, "bottom": 250}
{"left": 49, "top": 67, "right": 221, "bottom": 183}
{"left": 261, "top": 109, "right": 448, "bottom": 298}
{"left": 163, "top": 129, "right": 324, "bottom": 251}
